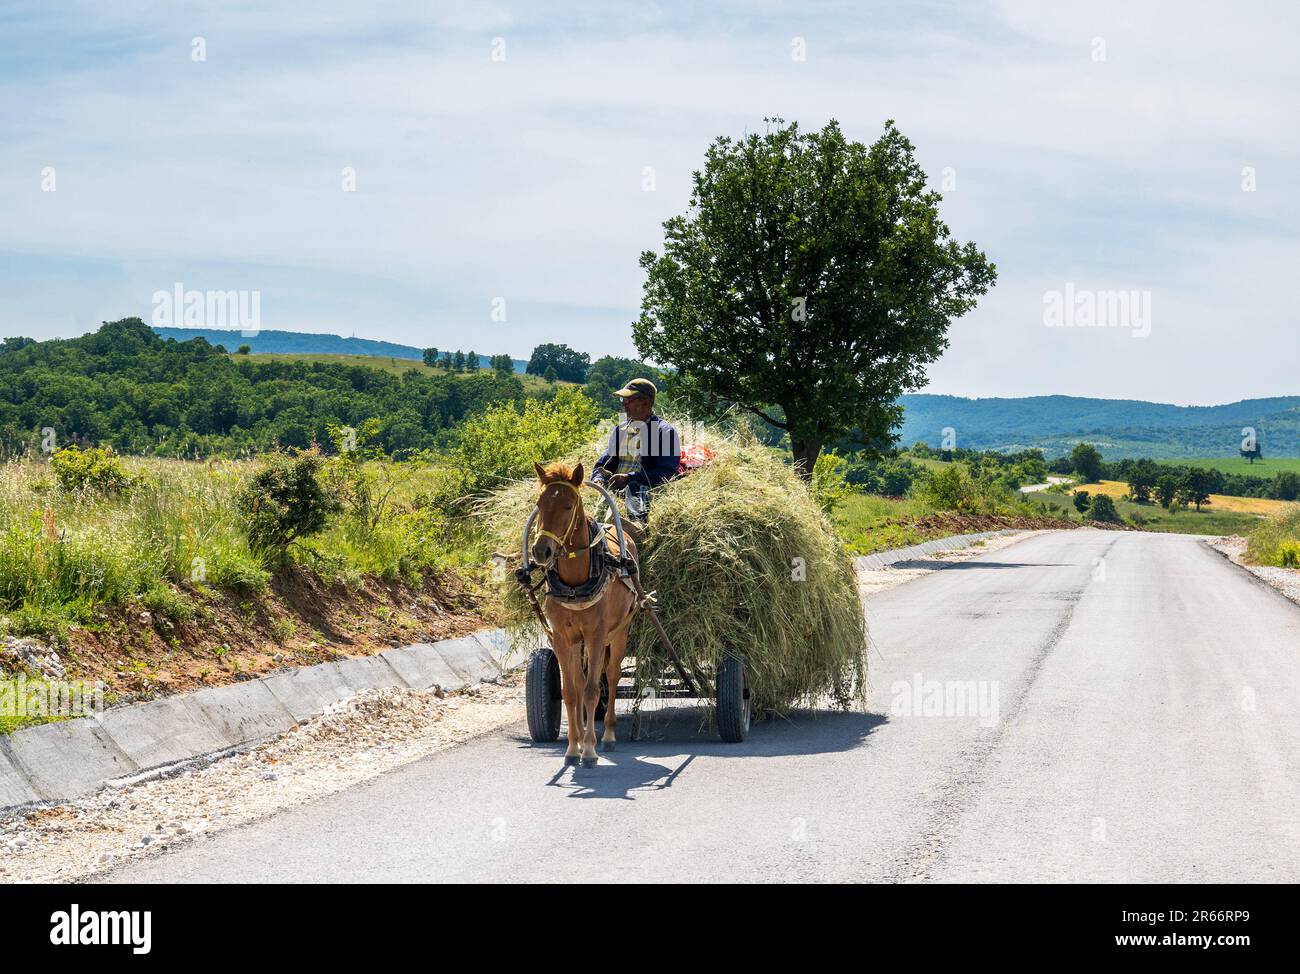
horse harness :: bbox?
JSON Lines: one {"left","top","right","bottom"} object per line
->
{"left": 522, "top": 480, "right": 638, "bottom": 633}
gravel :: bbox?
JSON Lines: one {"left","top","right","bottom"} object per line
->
{"left": 1205, "top": 535, "right": 1300, "bottom": 607}
{"left": 0, "top": 676, "right": 524, "bottom": 883}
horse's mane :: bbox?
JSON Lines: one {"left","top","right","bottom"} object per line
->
{"left": 536, "top": 461, "right": 582, "bottom": 487}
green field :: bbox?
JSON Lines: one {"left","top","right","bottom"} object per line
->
{"left": 241, "top": 352, "right": 566, "bottom": 394}
{"left": 1161, "top": 456, "right": 1300, "bottom": 476}
{"left": 1031, "top": 488, "right": 1263, "bottom": 535}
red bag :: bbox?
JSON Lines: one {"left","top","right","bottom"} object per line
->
{"left": 677, "top": 444, "right": 716, "bottom": 475}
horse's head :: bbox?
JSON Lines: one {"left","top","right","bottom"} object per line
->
{"left": 532, "top": 460, "right": 585, "bottom": 568}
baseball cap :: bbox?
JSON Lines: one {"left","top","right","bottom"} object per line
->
{"left": 614, "top": 378, "right": 657, "bottom": 398}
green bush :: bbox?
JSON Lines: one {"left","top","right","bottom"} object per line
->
{"left": 236, "top": 452, "right": 339, "bottom": 563}
{"left": 810, "top": 450, "right": 853, "bottom": 514}
{"left": 843, "top": 455, "right": 924, "bottom": 495}
{"left": 453, "top": 386, "right": 600, "bottom": 498}
{"left": 914, "top": 466, "right": 981, "bottom": 514}
{"left": 1279, "top": 541, "right": 1300, "bottom": 568}
{"left": 49, "top": 446, "right": 135, "bottom": 495}
{"left": 1087, "top": 494, "right": 1121, "bottom": 523}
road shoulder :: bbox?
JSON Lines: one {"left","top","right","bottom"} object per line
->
{"left": 1204, "top": 536, "right": 1300, "bottom": 608}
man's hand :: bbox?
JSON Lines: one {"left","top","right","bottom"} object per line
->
{"left": 606, "top": 474, "right": 630, "bottom": 490}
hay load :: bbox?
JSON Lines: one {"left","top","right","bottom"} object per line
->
{"left": 483, "top": 423, "right": 867, "bottom": 714}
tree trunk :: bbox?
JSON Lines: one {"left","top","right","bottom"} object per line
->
{"left": 791, "top": 439, "right": 822, "bottom": 482}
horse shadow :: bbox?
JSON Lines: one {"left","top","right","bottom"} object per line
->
{"left": 513, "top": 705, "right": 887, "bottom": 801}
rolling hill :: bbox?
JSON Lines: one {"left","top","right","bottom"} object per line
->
{"left": 897, "top": 394, "right": 1300, "bottom": 459}
{"left": 152, "top": 327, "right": 526, "bottom": 374}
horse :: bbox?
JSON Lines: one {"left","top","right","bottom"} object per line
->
{"left": 531, "top": 460, "right": 638, "bottom": 767}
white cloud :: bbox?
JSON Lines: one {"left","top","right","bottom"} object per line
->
{"left": 1, "top": 0, "right": 1296, "bottom": 401}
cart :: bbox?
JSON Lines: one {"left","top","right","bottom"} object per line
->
{"left": 515, "top": 481, "right": 752, "bottom": 744}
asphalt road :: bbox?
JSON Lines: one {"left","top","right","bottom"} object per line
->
{"left": 104, "top": 530, "right": 1300, "bottom": 883}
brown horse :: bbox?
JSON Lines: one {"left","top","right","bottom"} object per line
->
{"left": 531, "top": 461, "right": 637, "bottom": 767}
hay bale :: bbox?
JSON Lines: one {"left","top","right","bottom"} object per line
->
{"left": 481, "top": 423, "right": 867, "bottom": 713}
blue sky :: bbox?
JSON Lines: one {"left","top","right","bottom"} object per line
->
{"left": 1, "top": 0, "right": 1296, "bottom": 404}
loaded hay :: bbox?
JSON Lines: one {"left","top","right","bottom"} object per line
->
{"left": 481, "top": 423, "right": 867, "bottom": 714}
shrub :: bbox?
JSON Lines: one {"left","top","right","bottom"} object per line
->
{"left": 49, "top": 446, "right": 135, "bottom": 495}
{"left": 454, "top": 386, "right": 600, "bottom": 499}
{"left": 1073, "top": 490, "right": 1091, "bottom": 513}
{"left": 843, "top": 455, "right": 924, "bottom": 495}
{"left": 810, "top": 450, "right": 853, "bottom": 514}
{"left": 1280, "top": 541, "right": 1300, "bottom": 568}
{"left": 914, "top": 466, "right": 981, "bottom": 514}
{"left": 236, "top": 452, "right": 339, "bottom": 563}
{"left": 1087, "top": 494, "right": 1121, "bottom": 523}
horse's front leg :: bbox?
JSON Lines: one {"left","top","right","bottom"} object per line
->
{"left": 578, "top": 621, "right": 609, "bottom": 767}
{"left": 553, "top": 635, "right": 584, "bottom": 766}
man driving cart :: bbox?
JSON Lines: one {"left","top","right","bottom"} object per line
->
{"left": 590, "top": 378, "right": 680, "bottom": 524}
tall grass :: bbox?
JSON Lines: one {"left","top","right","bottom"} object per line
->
{"left": 1246, "top": 507, "right": 1300, "bottom": 567}
{"left": 0, "top": 455, "right": 475, "bottom": 638}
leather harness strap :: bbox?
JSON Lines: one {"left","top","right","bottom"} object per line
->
{"left": 535, "top": 480, "right": 605, "bottom": 560}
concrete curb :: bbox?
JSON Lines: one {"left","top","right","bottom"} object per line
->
{"left": 0, "top": 628, "right": 523, "bottom": 815}
{"left": 855, "top": 530, "right": 1020, "bottom": 571}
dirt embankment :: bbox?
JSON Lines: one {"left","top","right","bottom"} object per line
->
{"left": 20, "top": 568, "right": 485, "bottom": 704}
{"left": 897, "top": 512, "right": 1131, "bottom": 535}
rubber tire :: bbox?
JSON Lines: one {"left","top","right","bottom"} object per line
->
{"left": 526, "top": 647, "right": 562, "bottom": 742}
{"left": 716, "top": 654, "right": 751, "bottom": 743}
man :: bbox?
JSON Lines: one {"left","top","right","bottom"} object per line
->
{"left": 591, "top": 378, "right": 680, "bottom": 522}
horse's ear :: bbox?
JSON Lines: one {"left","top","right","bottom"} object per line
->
{"left": 533, "top": 461, "right": 548, "bottom": 481}
{"left": 570, "top": 463, "right": 584, "bottom": 486}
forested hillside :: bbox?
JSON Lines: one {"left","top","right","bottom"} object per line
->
{"left": 0, "top": 319, "right": 528, "bottom": 456}
{"left": 898, "top": 394, "right": 1300, "bottom": 458}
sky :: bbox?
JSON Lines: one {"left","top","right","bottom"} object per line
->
{"left": 1, "top": 0, "right": 1296, "bottom": 405}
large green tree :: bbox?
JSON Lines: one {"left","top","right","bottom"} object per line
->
{"left": 1179, "top": 468, "right": 1215, "bottom": 512}
{"left": 526, "top": 343, "right": 590, "bottom": 383}
{"left": 1070, "top": 442, "right": 1104, "bottom": 483}
{"left": 633, "top": 118, "right": 995, "bottom": 477}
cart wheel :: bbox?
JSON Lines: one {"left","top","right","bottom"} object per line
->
{"left": 526, "top": 647, "right": 562, "bottom": 742}
{"left": 716, "top": 654, "right": 751, "bottom": 743}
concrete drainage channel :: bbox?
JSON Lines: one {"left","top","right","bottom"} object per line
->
{"left": 0, "top": 630, "right": 521, "bottom": 815}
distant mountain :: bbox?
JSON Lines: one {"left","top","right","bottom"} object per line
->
{"left": 898, "top": 394, "right": 1300, "bottom": 459}
{"left": 152, "top": 327, "right": 526, "bottom": 373}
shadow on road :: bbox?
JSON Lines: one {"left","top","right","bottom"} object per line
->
{"left": 514, "top": 706, "right": 887, "bottom": 800}
{"left": 889, "top": 559, "right": 1063, "bottom": 571}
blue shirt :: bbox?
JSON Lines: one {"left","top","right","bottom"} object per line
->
{"left": 592, "top": 414, "right": 681, "bottom": 489}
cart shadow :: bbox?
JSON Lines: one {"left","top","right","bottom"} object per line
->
{"left": 518, "top": 705, "right": 887, "bottom": 800}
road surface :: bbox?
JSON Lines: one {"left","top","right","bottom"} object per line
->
{"left": 103, "top": 530, "right": 1300, "bottom": 883}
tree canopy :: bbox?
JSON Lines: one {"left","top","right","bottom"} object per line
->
{"left": 1070, "top": 443, "right": 1104, "bottom": 482}
{"left": 633, "top": 118, "right": 995, "bottom": 476}
{"left": 0, "top": 318, "right": 527, "bottom": 457}
{"left": 526, "top": 343, "right": 590, "bottom": 383}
